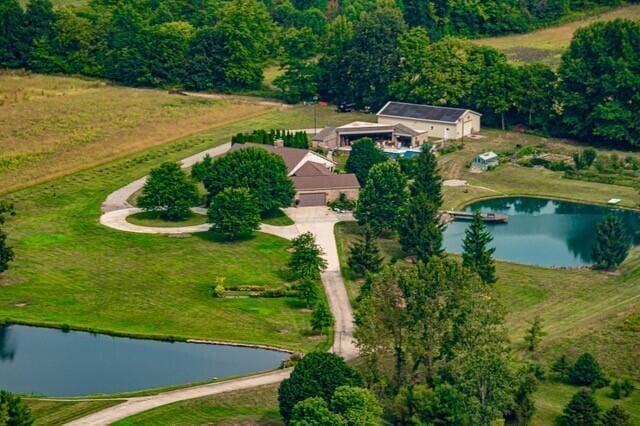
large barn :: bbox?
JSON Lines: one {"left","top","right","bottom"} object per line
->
{"left": 376, "top": 102, "right": 481, "bottom": 140}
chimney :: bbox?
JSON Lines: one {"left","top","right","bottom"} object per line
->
{"left": 274, "top": 139, "right": 284, "bottom": 148}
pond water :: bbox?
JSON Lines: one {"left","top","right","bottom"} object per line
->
{"left": 443, "top": 197, "right": 640, "bottom": 267}
{"left": 0, "top": 325, "right": 288, "bottom": 396}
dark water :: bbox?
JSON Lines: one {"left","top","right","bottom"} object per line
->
{"left": 0, "top": 325, "right": 288, "bottom": 396}
{"left": 443, "top": 197, "right": 640, "bottom": 267}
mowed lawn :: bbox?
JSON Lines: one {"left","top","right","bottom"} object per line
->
{"left": 474, "top": 4, "right": 640, "bottom": 67}
{"left": 0, "top": 72, "right": 273, "bottom": 195}
{"left": 25, "top": 399, "right": 122, "bottom": 426}
{"left": 0, "top": 102, "right": 368, "bottom": 352}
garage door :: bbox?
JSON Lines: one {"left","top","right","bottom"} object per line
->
{"left": 298, "top": 193, "right": 326, "bottom": 207}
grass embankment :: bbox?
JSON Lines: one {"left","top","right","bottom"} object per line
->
{"left": 261, "top": 209, "right": 294, "bottom": 227}
{"left": 0, "top": 84, "right": 368, "bottom": 353}
{"left": 474, "top": 4, "right": 640, "bottom": 67}
{"left": 126, "top": 211, "right": 208, "bottom": 227}
{"left": 113, "top": 384, "right": 281, "bottom": 426}
{"left": 24, "top": 399, "right": 122, "bottom": 426}
{"left": 0, "top": 72, "right": 273, "bottom": 195}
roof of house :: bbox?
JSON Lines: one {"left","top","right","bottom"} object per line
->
{"left": 476, "top": 151, "right": 498, "bottom": 161}
{"left": 377, "top": 101, "right": 479, "bottom": 123}
{"left": 293, "top": 161, "right": 333, "bottom": 177}
{"left": 291, "top": 174, "right": 360, "bottom": 191}
{"left": 312, "top": 127, "right": 336, "bottom": 141}
{"left": 229, "top": 143, "right": 334, "bottom": 173}
{"left": 334, "top": 121, "right": 425, "bottom": 137}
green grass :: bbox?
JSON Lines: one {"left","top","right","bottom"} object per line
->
{"left": 25, "top": 399, "right": 122, "bottom": 426}
{"left": 261, "top": 209, "right": 294, "bottom": 227}
{"left": 0, "top": 104, "right": 368, "bottom": 354}
{"left": 126, "top": 211, "right": 208, "bottom": 227}
{"left": 114, "top": 384, "right": 282, "bottom": 426}
{"left": 473, "top": 4, "right": 640, "bottom": 67}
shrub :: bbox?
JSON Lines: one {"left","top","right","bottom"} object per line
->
{"left": 602, "top": 405, "right": 631, "bottom": 426}
{"left": 328, "top": 193, "right": 355, "bottom": 211}
{"left": 568, "top": 353, "right": 607, "bottom": 388}
{"left": 610, "top": 378, "right": 635, "bottom": 399}
{"left": 561, "top": 389, "right": 601, "bottom": 426}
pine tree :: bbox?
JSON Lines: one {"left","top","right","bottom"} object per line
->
{"left": 311, "top": 300, "right": 333, "bottom": 334}
{"left": 592, "top": 215, "right": 631, "bottom": 270}
{"left": 462, "top": 212, "right": 497, "bottom": 284}
{"left": 524, "top": 316, "right": 546, "bottom": 352}
{"left": 552, "top": 354, "right": 570, "bottom": 380}
{"left": 602, "top": 406, "right": 631, "bottom": 426}
{"left": 569, "top": 353, "right": 606, "bottom": 387}
{"left": 298, "top": 278, "right": 319, "bottom": 308}
{"left": 411, "top": 145, "right": 442, "bottom": 207}
{"left": 398, "top": 193, "right": 443, "bottom": 263}
{"left": 561, "top": 389, "right": 600, "bottom": 426}
{"left": 347, "top": 225, "right": 383, "bottom": 278}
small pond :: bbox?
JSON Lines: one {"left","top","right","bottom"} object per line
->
{"left": 0, "top": 325, "right": 289, "bottom": 397}
{"left": 443, "top": 197, "right": 640, "bottom": 268}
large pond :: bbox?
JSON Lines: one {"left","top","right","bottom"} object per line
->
{"left": 0, "top": 325, "right": 289, "bottom": 397}
{"left": 443, "top": 197, "right": 640, "bottom": 268}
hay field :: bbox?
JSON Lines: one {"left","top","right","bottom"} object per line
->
{"left": 474, "top": 4, "right": 640, "bottom": 67}
{"left": 0, "top": 72, "right": 273, "bottom": 194}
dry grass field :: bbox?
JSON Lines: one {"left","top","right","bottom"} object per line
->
{"left": 474, "top": 4, "right": 640, "bottom": 67}
{"left": 0, "top": 72, "right": 274, "bottom": 195}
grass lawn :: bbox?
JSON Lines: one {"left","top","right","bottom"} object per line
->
{"left": 24, "top": 399, "right": 122, "bottom": 426}
{"left": 261, "top": 210, "right": 294, "bottom": 227}
{"left": 0, "top": 102, "right": 368, "bottom": 353}
{"left": 473, "top": 4, "right": 640, "bottom": 67}
{"left": 114, "top": 384, "right": 281, "bottom": 426}
{"left": 126, "top": 211, "right": 209, "bottom": 227}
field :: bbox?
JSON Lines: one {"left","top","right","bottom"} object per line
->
{"left": 474, "top": 4, "right": 640, "bottom": 67}
{"left": 0, "top": 73, "right": 368, "bottom": 353}
{"left": 25, "top": 399, "right": 122, "bottom": 426}
{"left": 0, "top": 72, "right": 273, "bottom": 195}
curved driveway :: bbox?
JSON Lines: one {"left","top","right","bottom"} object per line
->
{"left": 69, "top": 142, "right": 358, "bottom": 425}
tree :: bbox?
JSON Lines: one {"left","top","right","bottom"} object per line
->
{"left": 592, "top": 215, "right": 631, "bottom": 270}
{"left": 23, "top": 0, "right": 56, "bottom": 65}
{"left": 330, "top": 386, "right": 382, "bottom": 425}
{"left": 393, "top": 384, "right": 468, "bottom": 425}
{"left": 504, "top": 368, "right": 538, "bottom": 426}
{"left": 195, "top": 147, "right": 295, "bottom": 213}
{"left": 274, "top": 27, "right": 320, "bottom": 103}
{"left": 552, "top": 354, "right": 571, "bottom": 380}
{"left": 311, "top": 300, "right": 333, "bottom": 334}
{"left": 298, "top": 278, "right": 319, "bottom": 308}
{"left": 462, "top": 212, "right": 497, "bottom": 284}
{"left": 138, "top": 162, "right": 200, "bottom": 221}
{"left": 410, "top": 144, "right": 442, "bottom": 206}
{"left": 354, "top": 161, "right": 407, "bottom": 235}
{"left": 569, "top": 353, "right": 606, "bottom": 388}
{"left": 291, "top": 397, "right": 345, "bottom": 426}
{"left": 0, "top": 201, "right": 15, "bottom": 274}
{"left": 0, "top": 390, "right": 33, "bottom": 426}
{"left": 289, "top": 232, "right": 328, "bottom": 280}
{"left": 207, "top": 187, "right": 261, "bottom": 240}
{"left": 0, "top": 0, "right": 27, "bottom": 68}
{"left": 561, "top": 389, "right": 600, "bottom": 426}
{"left": 347, "top": 225, "right": 383, "bottom": 278}
{"left": 516, "top": 63, "right": 556, "bottom": 130}
{"left": 344, "top": 138, "right": 387, "bottom": 184}
{"left": 278, "top": 351, "right": 361, "bottom": 422}
{"left": 524, "top": 316, "right": 546, "bottom": 352}
{"left": 601, "top": 406, "right": 631, "bottom": 426}
{"left": 398, "top": 193, "right": 444, "bottom": 263}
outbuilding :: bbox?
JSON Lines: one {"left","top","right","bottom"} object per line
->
{"left": 472, "top": 151, "right": 499, "bottom": 171}
{"left": 376, "top": 101, "right": 481, "bottom": 140}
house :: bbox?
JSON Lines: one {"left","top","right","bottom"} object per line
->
{"left": 376, "top": 101, "right": 481, "bottom": 140}
{"left": 472, "top": 151, "right": 499, "bottom": 170}
{"left": 312, "top": 121, "right": 429, "bottom": 150}
{"left": 229, "top": 143, "right": 360, "bottom": 207}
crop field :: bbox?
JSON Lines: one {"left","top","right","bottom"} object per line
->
{"left": 474, "top": 4, "right": 640, "bottom": 67}
{"left": 0, "top": 72, "right": 274, "bottom": 195}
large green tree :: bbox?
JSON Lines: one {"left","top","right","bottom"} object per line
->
{"left": 195, "top": 147, "right": 295, "bottom": 213}
{"left": 289, "top": 232, "right": 328, "bottom": 280}
{"left": 410, "top": 144, "right": 443, "bottom": 206}
{"left": 462, "top": 212, "right": 497, "bottom": 284}
{"left": 344, "top": 138, "right": 387, "bottom": 185}
{"left": 592, "top": 215, "right": 631, "bottom": 270}
{"left": 207, "top": 187, "right": 261, "bottom": 240}
{"left": 398, "top": 193, "right": 444, "bottom": 263}
{"left": 138, "top": 162, "right": 200, "bottom": 221}
{"left": 354, "top": 161, "right": 407, "bottom": 235}
{"left": 347, "top": 225, "right": 383, "bottom": 278}
{"left": 0, "top": 390, "right": 33, "bottom": 426}
{"left": 558, "top": 19, "right": 640, "bottom": 147}
{"left": 274, "top": 27, "right": 320, "bottom": 103}
{"left": 0, "top": 0, "right": 27, "bottom": 68}
{"left": 290, "top": 397, "right": 345, "bottom": 426}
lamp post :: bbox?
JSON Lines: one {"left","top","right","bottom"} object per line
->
{"left": 313, "top": 95, "right": 319, "bottom": 135}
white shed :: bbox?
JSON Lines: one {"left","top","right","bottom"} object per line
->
{"left": 472, "top": 151, "right": 499, "bottom": 170}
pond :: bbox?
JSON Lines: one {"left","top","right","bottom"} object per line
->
{"left": 0, "top": 325, "right": 289, "bottom": 397}
{"left": 443, "top": 197, "right": 640, "bottom": 268}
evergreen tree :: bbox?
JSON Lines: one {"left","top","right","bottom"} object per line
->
{"left": 602, "top": 406, "right": 631, "bottom": 426}
{"left": 552, "top": 354, "right": 571, "bottom": 380}
{"left": 504, "top": 369, "right": 538, "bottom": 426}
{"left": 398, "top": 193, "right": 444, "bottom": 263}
{"left": 207, "top": 187, "right": 261, "bottom": 240}
{"left": 411, "top": 144, "right": 443, "bottom": 206}
{"left": 524, "top": 316, "right": 546, "bottom": 352}
{"left": 462, "top": 212, "right": 497, "bottom": 284}
{"left": 569, "top": 353, "right": 606, "bottom": 388}
{"left": 347, "top": 225, "right": 383, "bottom": 278}
{"left": 592, "top": 215, "right": 631, "bottom": 270}
{"left": 311, "top": 300, "right": 333, "bottom": 334}
{"left": 561, "top": 389, "right": 600, "bottom": 426}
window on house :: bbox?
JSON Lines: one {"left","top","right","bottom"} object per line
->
{"left": 430, "top": 126, "right": 434, "bottom": 130}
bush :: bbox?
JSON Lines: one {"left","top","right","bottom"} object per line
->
{"left": 0, "top": 390, "right": 33, "bottom": 425}
{"left": 328, "top": 193, "right": 355, "bottom": 211}
{"left": 610, "top": 378, "right": 635, "bottom": 400}
{"left": 568, "top": 353, "right": 607, "bottom": 388}
{"left": 561, "top": 388, "right": 601, "bottom": 426}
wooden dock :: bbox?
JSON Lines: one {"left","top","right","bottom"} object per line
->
{"left": 441, "top": 211, "right": 508, "bottom": 224}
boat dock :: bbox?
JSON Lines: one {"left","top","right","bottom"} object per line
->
{"left": 441, "top": 211, "right": 509, "bottom": 224}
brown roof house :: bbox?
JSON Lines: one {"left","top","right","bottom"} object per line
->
{"left": 229, "top": 143, "right": 360, "bottom": 207}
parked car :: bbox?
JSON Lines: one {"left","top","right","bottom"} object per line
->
{"left": 337, "top": 102, "right": 356, "bottom": 113}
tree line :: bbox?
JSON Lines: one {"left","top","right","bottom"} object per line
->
{"left": 2, "top": 0, "right": 639, "bottom": 147}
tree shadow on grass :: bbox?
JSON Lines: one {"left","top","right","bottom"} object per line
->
{"left": 192, "top": 230, "right": 259, "bottom": 244}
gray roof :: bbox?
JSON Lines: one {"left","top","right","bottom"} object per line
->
{"left": 312, "top": 127, "right": 336, "bottom": 141}
{"left": 291, "top": 174, "right": 360, "bottom": 191}
{"left": 294, "top": 161, "right": 332, "bottom": 177}
{"left": 377, "top": 102, "right": 477, "bottom": 123}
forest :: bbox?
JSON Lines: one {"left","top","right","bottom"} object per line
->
{"left": 1, "top": 0, "right": 639, "bottom": 147}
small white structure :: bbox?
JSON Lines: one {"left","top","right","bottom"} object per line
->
{"left": 608, "top": 198, "right": 621, "bottom": 205}
{"left": 472, "top": 151, "right": 499, "bottom": 171}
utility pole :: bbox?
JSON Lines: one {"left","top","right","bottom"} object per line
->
{"left": 313, "top": 95, "right": 319, "bottom": 135}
